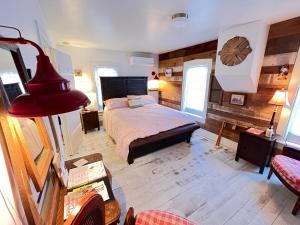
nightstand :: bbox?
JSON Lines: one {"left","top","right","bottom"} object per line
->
{"left": 80, "top": 110, "right": 100, "bottom": 134}
{"left": 235, "top": 131, "right": 278, "bottom": 174}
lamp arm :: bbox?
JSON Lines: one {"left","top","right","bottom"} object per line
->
{"left": 0, "top": 37, "right": 45, "bottom": 56}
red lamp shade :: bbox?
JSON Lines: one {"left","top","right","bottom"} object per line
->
{"left": 8, "top": 54, "right": 90, "bottom": 117}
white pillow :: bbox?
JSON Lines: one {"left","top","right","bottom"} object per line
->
{"left": 104, "top": 97, "right": 128, "bottom": 110}
{"left": 128, "top": 97, "right": 144, "bottom": 108}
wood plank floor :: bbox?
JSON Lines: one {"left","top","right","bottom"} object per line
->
{"left": 67, "top": 128, "right": 300, "bottom": 225}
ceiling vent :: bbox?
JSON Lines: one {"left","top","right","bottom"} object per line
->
{"left": 171, "top": 13, "right": 189, "bottom": 28}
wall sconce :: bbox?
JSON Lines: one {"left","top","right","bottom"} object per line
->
{"left": 277, "top": 65, "right": 289, "bottom": 80}
{"left": 74, "top": 69, "right": 83, "bottom": 76}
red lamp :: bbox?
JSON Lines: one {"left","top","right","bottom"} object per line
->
{"left": 0, "top": 36, "right": 90, "bottom": 117}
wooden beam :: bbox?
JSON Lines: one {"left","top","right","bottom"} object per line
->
{"left": 159, "top": 40, "right": 218, "bottom": 60}
{"left": 265, "top": 33, "right": 300, "bottom": 55}
{"left": 159, "top": 71, "right": 183, "bottom": 77}
{"left": 159, "top": 97, "right": 181, "bottom": 106}
{"left": 268, "top": 17, "right": 300, "bottom": 39}
{"left": 261, "top": 65, "right": 294, "bottom": 74}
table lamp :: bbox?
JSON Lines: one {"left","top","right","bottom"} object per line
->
{"left": 267, "top": 89, "right": 289, "bottom": 137}
{"left": 148, "top": 71, "right": 159, "bottom": 91}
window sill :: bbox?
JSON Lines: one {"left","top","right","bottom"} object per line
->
{"left": 183, "top": 112, "right": 206, "bottom": 124}
{"left": 286, "top": 141, "right": 300, "bottom": 151}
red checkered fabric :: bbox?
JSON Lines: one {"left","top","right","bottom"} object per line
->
{"left": 135, "top": 210, "right": 195, "bottom": 225}
{"left": 272, "top": 155, "right": 300, "bottom": 192}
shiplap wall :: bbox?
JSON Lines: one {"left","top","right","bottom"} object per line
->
{"left": 158, "top": 17, "right": 300, "bottom": 141}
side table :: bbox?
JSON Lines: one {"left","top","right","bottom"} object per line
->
{"left": 80, "top": 110, "right": 100, "bottom": 134}
{"left": 57, "top": 153, "right": 120, "bottom": 225}
{"left": 235, "top": 131, "right": 278, "bottom": 174}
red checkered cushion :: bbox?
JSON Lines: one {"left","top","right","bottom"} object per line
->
{"left": 135, "top": 210, "right": 195, "bottom": 225}
{"left": 272, "top": 155, "right": 300, "bottom": 192}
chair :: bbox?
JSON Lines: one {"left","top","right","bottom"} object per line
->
{"left": 124, "top": 207, "right": 196, "bottom": 225}
{"left": 268, "top": 146, "right": 300, "bottom": 215}
{"left": 64, "top": 191, "right": 105, "bottom": 225}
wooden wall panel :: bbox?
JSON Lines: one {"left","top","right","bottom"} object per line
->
{"left": 159, "top": 16, "right": 300, "bottom": 142}
{"left": 159, "top": 40, "right": 218, "bottom": 60}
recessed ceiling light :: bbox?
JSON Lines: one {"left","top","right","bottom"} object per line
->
{"left": 171, "top": 13, "right": 189, "bottom": 28}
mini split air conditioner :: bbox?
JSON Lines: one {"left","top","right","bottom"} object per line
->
{"left": 129, "top": 56, "right": 155, "bottom": 66}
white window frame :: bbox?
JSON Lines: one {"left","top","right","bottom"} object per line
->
{"left": 285, "top": 85, "right": 300, "bottom": 146}
{"left": 94, "top": 67, "right": 118, "bottom": 111}
{"left": 181, "top": 59, "right": 212, "bottom": 123}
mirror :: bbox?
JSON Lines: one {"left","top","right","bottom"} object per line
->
{"left": 12, "top": 116, "right": 54, "bottom": 192}
{"left": 0, "top": 44, "right": 53, "bottom": 191}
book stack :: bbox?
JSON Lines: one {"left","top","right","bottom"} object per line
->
{"left": 246, "top": 128, "right": 264, "bottom": 136}
{"left": 64, "top": 160, "right": 109, "bottom": 220}
{"left": 64, "top": 181, "right": 109, "bottom": 220}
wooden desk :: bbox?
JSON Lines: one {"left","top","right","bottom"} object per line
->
{"left": 56, "top": 153, "right": 120, "bottom": 225}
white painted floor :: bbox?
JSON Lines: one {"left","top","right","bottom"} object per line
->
{"left": 68, "top": 128, "right": 300, "bottom": 225}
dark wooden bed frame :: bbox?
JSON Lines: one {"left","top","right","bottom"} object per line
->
{"left": 100, "top": 77, "right": 200, "bottom": 164}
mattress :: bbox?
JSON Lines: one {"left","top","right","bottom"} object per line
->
{"left": 103, "top": 103, "right": 195, "bottom": 160}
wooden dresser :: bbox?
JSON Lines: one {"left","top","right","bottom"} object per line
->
{"left": 235, "top": 131, "right": 278, "bottom": 174}
{"left": 80, "top": 110, "right": 100, "bottom": 134}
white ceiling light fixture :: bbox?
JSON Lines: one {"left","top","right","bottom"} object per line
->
{"left": 171, "top": 13, "right": 189, "bottom": 28}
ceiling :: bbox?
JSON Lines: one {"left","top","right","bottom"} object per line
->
{"left": 39, "top": 0, "right": 300, "bottom": 53}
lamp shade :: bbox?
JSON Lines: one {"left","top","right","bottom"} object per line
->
{"left": 268, "top": 90, "right": 289, "bottom": 106}
{"left": 8, "top": 54, "right": 90, "bottom": 117}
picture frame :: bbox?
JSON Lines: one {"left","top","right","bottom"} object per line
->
{"left": 12, "top": 117, "right": 54, "bottom": 191}
{"left": 230, "top": 93, "right": 247, "bottom": 106}
{"left": 165, "top": 68, "right": 173, "bottom": 77}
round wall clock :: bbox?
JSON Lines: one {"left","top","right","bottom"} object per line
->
{"left": 218, "top": 36, "right": 252, "bottom": 66}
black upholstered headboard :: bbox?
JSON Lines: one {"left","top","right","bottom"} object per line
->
{"left": 100, "top": 77, "right": 148, "bottom": 101}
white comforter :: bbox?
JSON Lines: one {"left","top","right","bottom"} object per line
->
{"left": 103, "top": 103, "right": 194, "bottom": 160}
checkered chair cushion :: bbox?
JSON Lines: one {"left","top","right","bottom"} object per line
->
{"left": 272, "top": 155, "right": 300, "bottom": 192}
{"left": 135, "top": 210, "right": 195, "bottom": 225}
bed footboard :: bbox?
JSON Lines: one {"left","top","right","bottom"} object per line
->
{"left": 127, "top": 123, "right": 200, "bottom": 164}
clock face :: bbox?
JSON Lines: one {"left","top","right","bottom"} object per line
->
{"left": 218, "top": 36, "right": 252, "bottom": 66}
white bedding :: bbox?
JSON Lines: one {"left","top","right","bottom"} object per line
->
{"left": 103, "top": 103, "right": 194, "bottom": 160}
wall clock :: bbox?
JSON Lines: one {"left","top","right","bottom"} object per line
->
{"left": 218, "top": 36, "right": 252, "bottom": 66}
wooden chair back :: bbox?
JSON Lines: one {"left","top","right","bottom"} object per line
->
{"left": 124, "top": 207, "right": 135, "bottom": 225}
{"left": 64, "top": 191, "right": 105, "bottom": 225}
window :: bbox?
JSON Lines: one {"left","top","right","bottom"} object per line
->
{"left": 286, "top": 86, "right": 300, "bottom": 145}
{"left": 94, "top": 67, "right": 118, "bottom": 111}
{"left": 181, "top": 59, "right": 212, "bottom": 122}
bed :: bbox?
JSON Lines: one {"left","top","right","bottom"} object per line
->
{"left": 101, "top": 77, "right": 200, "bottom": 164}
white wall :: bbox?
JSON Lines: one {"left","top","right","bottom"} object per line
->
{"left": 0, "top": 1, "right": 54, "bottom": 224}
{"left": 0, "top": 0, "right": 52, "bottom": 73}
{"left": 57, "top": 45, "right": 158, "bottom": 91}
{"left": 0, "top": 145, "right": 26, "bottom": 225}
